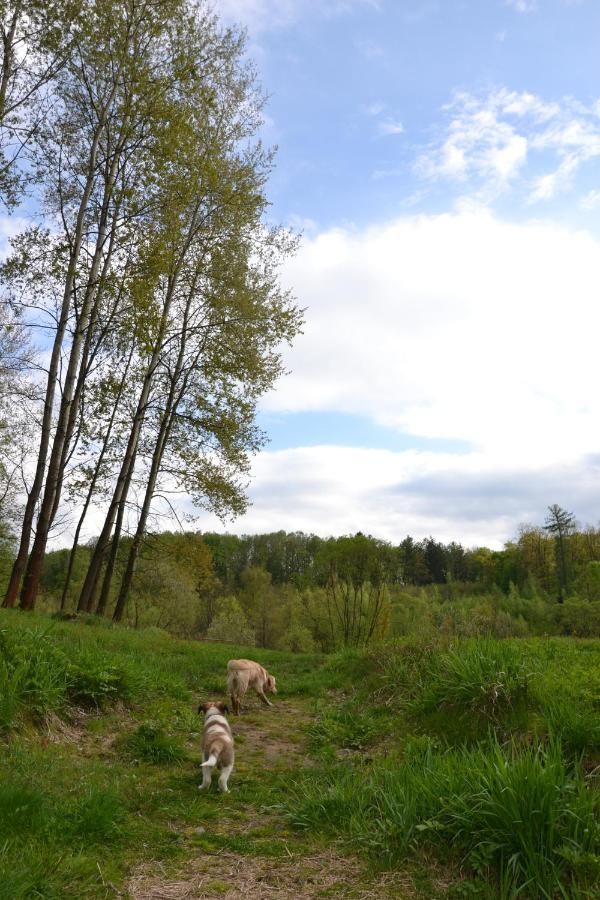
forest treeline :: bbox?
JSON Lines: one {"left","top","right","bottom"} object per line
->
{"left": 2, "top": 503, "right": 597, "bottom": 650}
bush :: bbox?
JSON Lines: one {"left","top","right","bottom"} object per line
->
{"left": 308, "top": 703, "right": 385, "bottom": 755}
{"left": 206, "top": 596, "right": 256, "bottom": 646}
{"left": 553, "top": 599, "right": 600, "bottom": 637}
{"left": 67, "top": 789, "right": 124, "bottom": 843}
{"left": 67, "top": 652, "right": 133, "bottom": 708}
{"left": 279, "top": 623, "right": 316, "bottom": 654}
{"left": 0, "top": 785, "right": 48, "bottom": 838}
{"left": 542, "top": 697, "right": 600, "bottom": 754}
{"left": 0, "top": 622, "right": 153, "bottom": 728}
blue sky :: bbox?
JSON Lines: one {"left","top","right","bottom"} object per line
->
{"left": 191, "top": 0, "right": 600, "bottom": 549}
{"left": 230, "top": 0, "right": 600, "bottom": 231}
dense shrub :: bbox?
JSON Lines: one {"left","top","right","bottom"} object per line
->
{"left": 279, "top": 622, "right": 316, "bottom": 653}
{"left": 308, "top": 703, "right": 385, "bottom": 755}
{"left": 553, "top": 599, "right": 600, "bottom": 637}
{"left": 206, "top": 596, "right": 256, "bottom": 646}
{"left": 0, "top": 621, "right": 155, "bottom": 729}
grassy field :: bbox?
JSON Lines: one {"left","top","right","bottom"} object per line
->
{"left": 1, "top": 609, "right": 599, "bottom": 898}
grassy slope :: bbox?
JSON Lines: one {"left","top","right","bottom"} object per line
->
{"left": 1, "top": 610, "right": 599, "bottom": 898}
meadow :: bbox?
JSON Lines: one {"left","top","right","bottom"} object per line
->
{"left": 1, "top": 608, "right": 598, "bottom": 898}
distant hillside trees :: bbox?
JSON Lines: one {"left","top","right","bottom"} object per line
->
{"left": 2, "top": 504, "right": 600, "bottom": 645}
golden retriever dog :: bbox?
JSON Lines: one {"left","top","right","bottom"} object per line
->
{"left": 227, "top": 659, "right": 277, "bottom": 715}
{"left": 198, "top": 701, "right": 234, "bottom": 792}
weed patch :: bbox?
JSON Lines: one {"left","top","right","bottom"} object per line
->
{"left": 286, "top": 738, "right": 600, "bottom": 898}
{"left": 120, "top": 722, "right": 186, "bottom": 765}
{"left": 415, "top": 639, "right": 534, "bottom": 721}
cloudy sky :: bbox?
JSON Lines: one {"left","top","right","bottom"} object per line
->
{"left": 190, "top": 0, "right": 600, "bottom": 549}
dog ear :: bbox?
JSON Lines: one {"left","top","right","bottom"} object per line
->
{"left": 198, "top": 702, "right": 208, "bottom": 714}
{"left": 218, "top": 702, "right": 229, "bottom": 714}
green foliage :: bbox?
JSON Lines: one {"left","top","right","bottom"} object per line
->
{"left": 206, "top": 595, "right": 256, "bottom": 646}
{"left": 308, "top": 702, "right": 388, "bottom": 756}
{"left": 0, "top": 755, "right": 128, "bottom": 899}
{"left": 1, "top": 608, "right": 600, "bottom": 898}
{"left": 543, "top": 698, "right": 600, "bottom": 754}
{"left": 287, "top": 740, "right": 599, "bottom": 898}
{"left": 120, "top": 722, "right": 185, "bottom": 765}
{"left": 553, "top": 598, "right": 600, "bottom": 636}
{"left": 0, "top": 625, "right": 70, "bottom": 728}
{"left": 415, "top": 639, "right": 533, "bottom": 722}
{"left": 0, "top": 519, "right": 15, "bottom": 598}
{"left": 67, "top": 652, "right": 134, "bottom": 708}
{"left": 40, "top": 546, "right": 91, "bottom": 609}
{"left": 28, "top": 519, "right": 600, "bottom": 647}
{"left": 122, "top": 532, "right": 216, "bottom": 636}
{"left": 67, "top": 788, "right": 125, "bottom": 843}
{"left": 278, "top": 621, "right": 316, "bottom": 653}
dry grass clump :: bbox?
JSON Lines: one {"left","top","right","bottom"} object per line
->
{"left": 127, "top": 849, "right": 424, "bottom": 899}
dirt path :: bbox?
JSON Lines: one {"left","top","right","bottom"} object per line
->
{"left": 126, "top": 698, "right": 439, "bottom": 899}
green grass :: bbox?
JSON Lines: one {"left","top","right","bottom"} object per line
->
{"left": 286, "top": 739, "right": 599, "bottom": 898}
{"left": 284, "top": 635, "right": 600, "bottom": 898}
{"left": 414, "top": 638, "right": 534, "bottom": 720}
{"left": 1, "top": 609, "right": 600, "bottom": 898}
{"left": 120, "top": 722, "right": 186, "bottom": 764}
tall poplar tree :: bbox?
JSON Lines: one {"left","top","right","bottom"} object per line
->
{"left": 79, "top": 8, "right": 302, "bottom": 620}
{"left": 3, "top": 0, "right": 182, "bottom": 608}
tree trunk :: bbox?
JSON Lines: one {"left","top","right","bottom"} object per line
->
{"left": 77, "top": 268, "right": 178, "bottom": 612}
{"left": 95, "top": 483, "right": 128, "bottom": 616}
{"left": 76, "top": 396, "right": 144, "bottom": 612}
{"left": 60, "top": 343, "right": 134, "bottom": 610}
{"left": 0, "top": 2, "right": 22, "bottom": 123}
{"left": 111, "top": 273, "right": 202, "bottom": 620}
{"left": 19, "top": 106, "right": 126, "bottom": 610}
{"left": 4, "top": 90, "right": 114, "bottom": 609}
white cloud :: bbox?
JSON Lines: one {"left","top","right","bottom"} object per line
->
{"left": 190, "top": 446, "right": 600, "bottom": 548}
{"left": 266, "top": 209, "right": 600, "bottom": 470}
{"left": 207, "top": 208, "right": 600, "bottom": 546}
{"left": 362, "top": 101, "right": 404, "bottom": 139}
{"left": 192, "top": 446, "right": 518, "bottom": 547}
{"left": 356, "top": 38, "right": 385, "bottom": 59}
{"left": 364, "top": 101, "right": 386, "bottom": 116}
{"left": 416, "top": 88, "right": 600, "bottom": 203}
{"left": 580, "top": 189, "right": 600, "bottom": 210}
{"left": 415, "top": 90, "right": 532, "bottom": 193}
{"left": 378, "top": 119, "right": 404, "bottom": 136}
{"left": 505, "top": 0, "right": 537, "bottom": 12}
{"left": 60, "top": 209, "right": 600, "bottom": 550}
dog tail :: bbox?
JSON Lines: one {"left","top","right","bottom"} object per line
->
{"left": 201, "top": 752, "right": 219, "bottom": 768}
{"left": 227, "top": 669, "right": 241, "bottom": 692}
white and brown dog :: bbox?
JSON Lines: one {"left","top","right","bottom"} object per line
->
{"left": 227, "top": 659, "right": 277, "bottom": 715}
{"left": 198, "top": 701, "right": 234, "bottom": 792}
